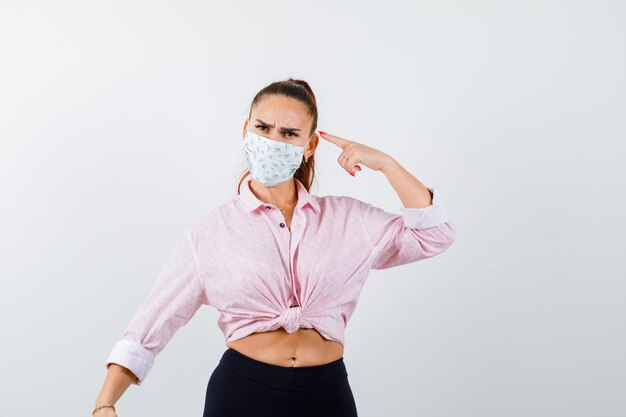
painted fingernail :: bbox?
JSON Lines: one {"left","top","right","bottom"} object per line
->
{"left": 318, "top": 131, "right": 326, "bottom": 135}
{"left": 349, "top": 171, "right": 355, "bottom": 176}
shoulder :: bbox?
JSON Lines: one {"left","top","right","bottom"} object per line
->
{"left": 317, "top": 193, "right": 370, "bottom": 204}
{"left": 186, "top": 196, "right": 239, "bottom": 237}
{"left": 314, "top": 193, "right": 369, "bottom": 214}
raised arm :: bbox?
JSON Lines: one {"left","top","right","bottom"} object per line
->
{"left": 356, "top": 184, "right": 456, "bottom": 269}
{"left": 318, "top": 130, "right": 456, "bottom": 269}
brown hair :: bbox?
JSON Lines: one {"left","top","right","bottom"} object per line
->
{"left": 236, "top": 78, "right": 318, "bottom": 195}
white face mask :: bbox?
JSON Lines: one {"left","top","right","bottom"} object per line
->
{"left": 242, "top": 129, "right": 314, "bottom": 187}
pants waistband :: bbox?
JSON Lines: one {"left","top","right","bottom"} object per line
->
{"left": 218, "top": 348, "right": 349, "bottom": 391}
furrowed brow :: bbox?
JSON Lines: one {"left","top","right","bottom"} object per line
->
{"left": 256, "top": 119, "right": 301, "bottom": 132}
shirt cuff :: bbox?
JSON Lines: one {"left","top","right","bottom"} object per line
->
{"left": 105, "top": 339, "right": 155, "bottom": 386}
{"left": 399, "top": 187, "right": 449, "bottom": 229}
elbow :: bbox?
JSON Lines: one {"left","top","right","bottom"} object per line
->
{"left": 415, "top": 221, "right": 456, "bottom": 258}
{"left": 441, "top": 221, "right": 456, "bottom": 250}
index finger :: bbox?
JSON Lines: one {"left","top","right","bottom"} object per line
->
{"left": 318, "top": 131, "right": 350, "bottom": 149}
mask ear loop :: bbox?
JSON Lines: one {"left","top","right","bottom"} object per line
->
{"left": 303, "top": 131, "right": 316, "bottom": 163}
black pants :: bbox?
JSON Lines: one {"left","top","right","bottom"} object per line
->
{"left": 202, "top": 348, "right": 359, "bottom": 417}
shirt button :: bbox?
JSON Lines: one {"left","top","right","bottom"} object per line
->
{"left": 279, "top": 223, "right": 285, "bottom": 228}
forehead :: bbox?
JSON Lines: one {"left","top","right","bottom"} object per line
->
{"left": 251, "top": 95, "right": 312, "bottom": 127}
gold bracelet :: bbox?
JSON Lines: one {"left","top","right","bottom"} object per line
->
{"left": 92, "top": 403, "right": 115, "bottom": 415}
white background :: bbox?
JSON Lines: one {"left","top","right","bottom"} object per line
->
{"left": 1, "top": 1, "right": 625, "bottom": 416}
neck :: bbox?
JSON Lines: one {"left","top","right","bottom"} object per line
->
{"left": 248, "top": 178, "right": 299, "bottom": 209}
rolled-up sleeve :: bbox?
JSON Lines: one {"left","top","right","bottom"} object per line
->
{"left": 105, "top": 228, "right": 208, "bottom": 386}
{"left": 357, "top": 187, "right": 457, "bottom": 270}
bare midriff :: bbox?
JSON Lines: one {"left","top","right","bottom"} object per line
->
{"left": 226, "top": 327, "right": 344, "bottom": 367}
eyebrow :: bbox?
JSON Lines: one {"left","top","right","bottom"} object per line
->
{"left": 255, "top": 119, "right": 301, "bottom": 132}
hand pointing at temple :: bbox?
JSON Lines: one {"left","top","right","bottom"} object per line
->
{"left": 318, "top": 131, "right": 395, "bottom": 176}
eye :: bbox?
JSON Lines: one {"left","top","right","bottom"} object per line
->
{"left": 254, "top": 124, "right": 298, "bottom": 138}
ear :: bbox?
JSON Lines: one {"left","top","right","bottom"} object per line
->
{"left": 304, "top": 133, "right": 319, "bottom": 159}
{"left": 242, "top": 119, "right": 249, "bottom": 139}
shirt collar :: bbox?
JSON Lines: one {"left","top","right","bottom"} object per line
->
{"left": 239, "top": 177, "right": 321, "bottom": 214}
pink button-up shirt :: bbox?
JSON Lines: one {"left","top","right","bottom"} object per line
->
{"left": 105, "top": 177, "right": 456, "bottom": 385}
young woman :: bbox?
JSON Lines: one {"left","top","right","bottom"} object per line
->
{"left": 93, "top": 79, "right": 456, "bottom": 417}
